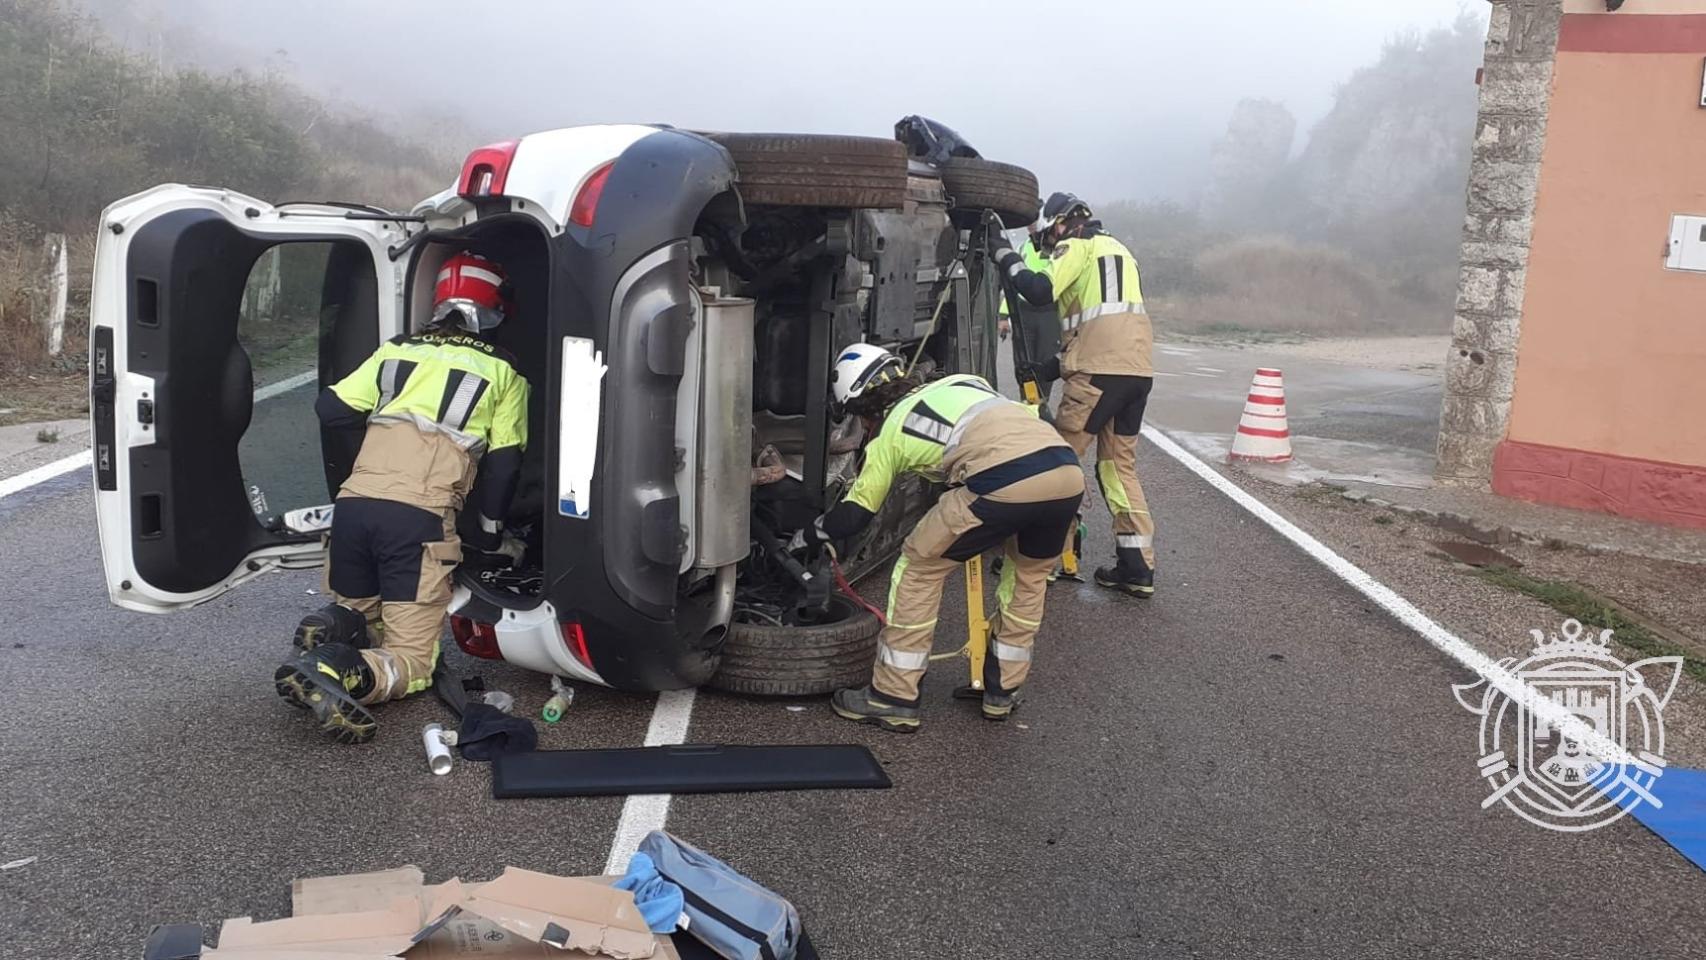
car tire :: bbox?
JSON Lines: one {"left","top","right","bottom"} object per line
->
{"left": 707, "top": 594, "right": 882, "bottom": 697}
{"left": 939, "top": 157, "right": 1040, "bottom": 228}
{"left": 703, "top": 133, "right": 909, "bottom": 210}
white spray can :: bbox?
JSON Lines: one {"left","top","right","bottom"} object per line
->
{"left": 422, "top": 723, "right": 453, "bottom": 775}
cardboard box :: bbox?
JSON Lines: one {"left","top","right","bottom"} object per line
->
{"left": 200, "top": 865, "right": 677, "bottom": 960}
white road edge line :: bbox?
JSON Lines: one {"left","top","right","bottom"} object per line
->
{"left": 603, "top": 688, "right": 698, "bottom": 875}
{"left": 1141, "top": 423, "right": 1630, "bottom": 765}
{"left": 254, "top": 368, "right": 320, "bottom": 402}
{"left": 0, "top": 369, "right": 319, "bottom": 502}
{"left": 3, "top": 362, "right": 707, "bottom": 868}
{"left": 0, "top": 449, "right": 92, "bottom": 500}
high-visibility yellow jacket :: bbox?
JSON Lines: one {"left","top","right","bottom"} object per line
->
{"left": 998, "top": 240, "right": 1049, "bottom": 319}
{"left": 1002, "top": 228, "right": 1153, "bottom": 378}
{"left": 320, "top": 331, "right": 529, "bottom": 516}
{"left": 1041, "top": 232, "right": 1152, "bottom": 377}
{"left": 839, "top": 375, "right": 1074, "bottom": 519}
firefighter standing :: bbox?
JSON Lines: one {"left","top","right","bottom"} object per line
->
{"left": 801, "top": 345, "right": 1085, "bottom": 732}
{"left": 994, "top": 192, "right": 1158, "bottom": 596}
{"left": 997, "top": 227, "right": 1062, "bottom": 420}
{"left": 276, "top": 253, "right": 530, "bottom": 743}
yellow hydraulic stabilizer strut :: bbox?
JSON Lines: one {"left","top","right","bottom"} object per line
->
{"left": 963, "top": 554, "right": 989, "bottom": 690}
{"left": 1057, "top": 514, "right": 1086, "bottom": 582}
{"left": 941, "top": 554, "right": 993, "bottom": 697}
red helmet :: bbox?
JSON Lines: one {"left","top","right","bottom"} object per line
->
{"left": 432, "top": 253, "right": 509, "bottom": 333}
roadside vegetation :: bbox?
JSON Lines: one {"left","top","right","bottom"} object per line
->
{"left": 0, "top": 0, "right": 449, "bottom": 425}
{"left": 1105, "top": 14, "right": 1486, "bottom": 339}
{"left": 1476, "top": 566, "right": 1706, "bottom": 683}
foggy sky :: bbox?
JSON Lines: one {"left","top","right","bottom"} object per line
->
{"left": 94, "top": 0, "right": 1484, "bottom": 204}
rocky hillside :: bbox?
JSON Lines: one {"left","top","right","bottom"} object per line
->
{"left": 1117, "top": 13, "right": 1487, "bottom": 336}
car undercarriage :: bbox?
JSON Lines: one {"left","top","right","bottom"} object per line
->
{"left": 453, "top": 125, "right": 1041, "bottom": 693}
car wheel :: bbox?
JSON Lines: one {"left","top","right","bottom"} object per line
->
{"left": 939, "top": 157, "right": 1040, "bottom": 228}
{"left": 703, "top": 133, "right": 909, "bottom": 209}
{"left": 707, "top": 594, "right": 882, "bottom": 697}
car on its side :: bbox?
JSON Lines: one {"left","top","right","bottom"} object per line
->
{"left": 89, "top": 122, "right": 1040, "bottom": 693}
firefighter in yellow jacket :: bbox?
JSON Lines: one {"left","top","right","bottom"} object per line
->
{"left": 275, "top": 253, "right": 530, "bottom": 743}
{"left": 799, "top": 345, "right": 1085, "bottom": 732}
{"left": 994, "top": 192, "right": 1157, "bottom": 596}
{"left": 997, "top": 230, "right": 1062, "bottom": 421}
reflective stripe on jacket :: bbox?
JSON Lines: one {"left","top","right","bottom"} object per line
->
{"left": 999, "top": 240, "right": 1050, "bottom": 318}
{"left": 844, "top": 375, "right": 1073, "bottom": 513}
{"left": 331, "top": 332, "right": 529, "bottom": 508}
{"left": 1045, "top": 233, "right": 1153, "bottom": 377}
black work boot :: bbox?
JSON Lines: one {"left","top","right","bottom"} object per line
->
{"left": 980, "top": 689, "right": 1016, "bottom": 721}
{"left": 831, "top": 685, "right": 921, "bottom": 733}
{"left": 956, "top": 684, "right": 1018, "bottom": 721}
{"left": 293, "top": 603, "right": 372, "bottom": 651}
{"left": 1095, "top": 548, "right": 1155, "bottom": 597}
{"left": 274, "top": 642, "right": 378, "bottom": 744}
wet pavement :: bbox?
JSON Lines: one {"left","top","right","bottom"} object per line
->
{"left": 1142, "top": 339, "right": 1444, "bottom": 491}
{"left": 2, "top": 379, "right": 1703, "bottom": 957}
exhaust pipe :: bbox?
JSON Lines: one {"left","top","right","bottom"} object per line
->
{"left": 700, "top": 564, "right": 736, "bottom": 649}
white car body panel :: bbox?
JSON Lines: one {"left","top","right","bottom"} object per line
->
{"left": 89, "top": 185, "right": 408, "bottom": 613}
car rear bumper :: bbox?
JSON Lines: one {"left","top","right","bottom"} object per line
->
{"left": 448, "top": 586, "right": 609, "bottom": 686}
{"left": 535, "top": 128, "right": 740, "bottom": 691}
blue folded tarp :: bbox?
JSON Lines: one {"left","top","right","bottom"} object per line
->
{"left": 1616, "top": 767, "right": 1706, "bottom": 873}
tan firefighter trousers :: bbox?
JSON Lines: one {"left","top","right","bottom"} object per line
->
{"left": 1052, "top": 372, "right": 1157, "bottom": 570}
{"left": 871, "top": 463, "right": 1085, "bottom": 704}
{"left": 324, "top": 496, "right": 460, "bottom": 704}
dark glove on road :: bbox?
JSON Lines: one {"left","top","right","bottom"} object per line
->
{"left": 458, "top": 703, "right": 538, "bottom": 761}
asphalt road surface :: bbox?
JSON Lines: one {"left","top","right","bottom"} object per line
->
{"left": 2, "top": 386, "right": 1704, "bottom": 959}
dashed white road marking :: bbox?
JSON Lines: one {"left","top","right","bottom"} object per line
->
{"left": 1194, "top": 366, "right": 1227, "bottom": 374}
{"left": 0, "top": 370, "right": 319, "bottom": 502}
{"left": 603, "top": 688, "right": 698, "bottom": 874}
{"left": 1141, "top": 423, "right": 1628, "bottom": 764}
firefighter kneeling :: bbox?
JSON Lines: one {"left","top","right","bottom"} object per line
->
{"left": 800, "top": 345, "right": 1085, "bottom": 733}
{"left": 275, "top": 253, "right": 530, "bottom": 744}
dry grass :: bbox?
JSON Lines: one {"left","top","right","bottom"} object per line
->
{"left": 1152, "top": 236, "right": 1448, "bottom": 337}
{"left": 0, "top": 365, "right": 88, "bottom": 427}
{"left": 0, "top": 224, "right": 94, "bottom": 425}
{"left": 0, "top": 215, "right": 46, "bottom": 371}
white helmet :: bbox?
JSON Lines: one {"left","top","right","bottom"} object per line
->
{"left": 831, "top": 343, "right": 904, "bottom": 408}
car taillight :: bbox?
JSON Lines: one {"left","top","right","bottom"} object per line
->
{"left": 561, "top": 621, "right": 594, "bottom": 670}
{"left": 450, "top": 614, "right": 502, "bottom": 660}
{"left": 457, "top": 140, "right": 519, "bottom": 199}
{"left": 568, "top": 162, "right": 615, "bottom": 227}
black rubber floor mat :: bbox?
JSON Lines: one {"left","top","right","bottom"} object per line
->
{"left": 491, "top": 744, "right": 892, "bottom": 798}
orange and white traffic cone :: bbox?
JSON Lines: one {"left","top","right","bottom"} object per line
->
{"left": 1229, "top": 367, "right": 1293, "bottom": 463}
